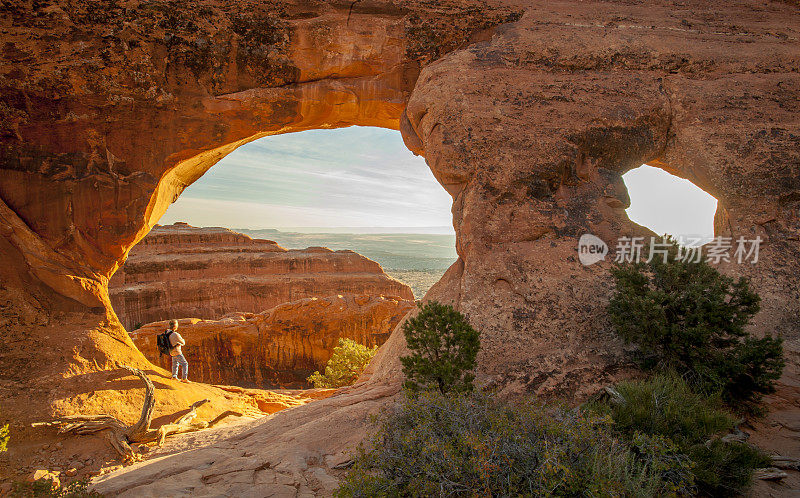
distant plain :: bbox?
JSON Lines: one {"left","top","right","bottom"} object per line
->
{"left": 239, "top": 228, "right": 458, "bottom": 299}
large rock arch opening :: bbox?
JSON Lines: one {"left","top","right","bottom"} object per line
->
{"left": 622, "top": 164, "right": 718, "bottom": 241}
{"left": 0, "top": 0, "right": 521, "bottom": 469}
{"left": 2, "top": 0, "right": 799, "bottom": 491}
{"left": 0, "top": 0, "right": 516, "bottom": 378}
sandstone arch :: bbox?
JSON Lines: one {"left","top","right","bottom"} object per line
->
{"left": 398, "top": 48, "right": 797, "bottom": 398}
{"left": 0, "top": 1, "right": 523, "bottom": 476}
{"left": 0, "top": 0, "right": 516, "bottom": 396}
{"left": 2, "top": 0, "right": 800, "bottom": 491}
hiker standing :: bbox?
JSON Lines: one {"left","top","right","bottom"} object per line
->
{"left": 167, "top": 319, "right": 190, "bottom": 383}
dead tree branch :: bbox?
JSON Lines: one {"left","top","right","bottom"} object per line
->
{"left": 33, "top": 366, "right": 213, "bottom": 459}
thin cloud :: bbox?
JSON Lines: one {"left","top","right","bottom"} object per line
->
{"left": 160, "top": 127, "right": 454, "bottom": 231}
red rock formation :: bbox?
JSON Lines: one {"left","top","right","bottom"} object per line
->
{"left": 399, "top": 3, "right": 800, "bottom": 399}
{"left": 0, "top": 0, "right": 517, "bottom": 481}
{"left": 1, "top": 0, "right": 799, "bottom": 492}
{"left": 130, "top": 294, "right": 414, "bottom": 387}
{"left": 108, "top": 223, "right": 414, "bottom": 330}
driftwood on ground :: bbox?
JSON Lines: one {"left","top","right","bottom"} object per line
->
{"left": 32, "top": 366, "right": 234, "bottom": 459}
{"left": 755, "top": 467, "right": 789, "bottom": 481}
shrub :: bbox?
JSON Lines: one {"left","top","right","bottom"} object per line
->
{"left": 587, "top": 373, "right": 771, "bottom": 496}
{"left": 586, "top": 373, "right": 735, "bottom": 447}
{"left": 400, "top": 301, "right": 480, "bottom": 394}
{"left": 688, "top": 439, "right": 771, "bottom": 496}
{"left": 0, "top": 422, "right": 8, "bottom": 452}
{"left": 717, "top": 336, "right": 785, "bottom": 407}
{"left": 337, "top": 390, "right": 694, "bottom": 497}
{"left": 307, "top": 338, "right": 378, "bottom": 388}
{"left": 11, "top": 478, "right": 102, "bottom": 497}
{"left": 608, "top": 240, "right": 784, "bottom": 405}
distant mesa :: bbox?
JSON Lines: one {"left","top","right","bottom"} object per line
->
{"left": 109, "top": 223, "right": 414, "bottom": 330}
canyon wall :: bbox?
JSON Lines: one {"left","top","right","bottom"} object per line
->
{"left": 396, "top": 2, "right": 800, "bottom": 398}
{"left": 130, "top": 294, "right": 414, "bottom": 387}
{"left": 108, "top": 223, "right": 414, "bottom": 329}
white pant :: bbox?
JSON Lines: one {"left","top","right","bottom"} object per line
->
{"left": 171, "top": 354, "right": 188, "bottom": 379}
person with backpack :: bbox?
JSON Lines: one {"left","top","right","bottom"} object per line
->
{"left": 158, "top": 319, "right": 189, "bottom": 383}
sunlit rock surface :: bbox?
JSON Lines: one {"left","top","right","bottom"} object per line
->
{"left": 131, "top": 293, "right": 414, "bottom": 387}
{"left": 1, "top": 0, "right": 799, "bottom": 493}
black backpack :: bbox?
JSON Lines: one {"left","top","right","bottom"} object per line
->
{"left": 156, "top": 330, "right": 174, "bottom": 356}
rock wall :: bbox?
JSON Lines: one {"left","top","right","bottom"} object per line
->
{"left": 130, "top": 294, "right": 414, "bottom": 387}
{"left": 2, "top": 0, "right": 800, "bottom": 490}
{"left": 396, "top": 1, "right": 800, "bottom": 398}
{"left": 108, "top": 223, "right": 414, "bottom": 329}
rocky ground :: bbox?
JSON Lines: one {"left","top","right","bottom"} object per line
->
{"left": 0, "top": 365, "right": 335, "bottom": 488}
{"left": 91, "top": 380, "right": 399, "bottom": 497}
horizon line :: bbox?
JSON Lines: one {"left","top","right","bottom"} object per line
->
{"left": 238, "top": 226, "right": 456, "bottom": 234}
{"left": 159, "top": 222, "right": 456, "bottom": 235}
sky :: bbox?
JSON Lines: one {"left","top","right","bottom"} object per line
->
{"left": 160, "top": 127, "right": 718, "bottom": 238}
{"left": 623, "top": 165, "right": 718, "bottom": 240}
{"left": 160, "top": 127, "right": 455, "bottom": 234}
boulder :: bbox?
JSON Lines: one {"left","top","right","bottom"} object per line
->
{"left": 27, "top": 469, "right": 60, "bottom": 487}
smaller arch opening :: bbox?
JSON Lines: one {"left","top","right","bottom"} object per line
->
{"left": 622, "top": 164, "right": 718, "bottom": 243}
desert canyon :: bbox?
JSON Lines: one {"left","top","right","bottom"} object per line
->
{"left": 111, "top": 222, "right": 414, "bottom": 387}
{"left": 0, "top": 0, "right": 799, "bottom": 495}
{"left": 109, "top": 222, "right": 413, "bottom": 330}
{"left": 130, "top": 292, "right": 414, "bottom": 388}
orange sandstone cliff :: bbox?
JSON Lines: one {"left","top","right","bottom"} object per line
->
{"left": 1, "top": 0, "right": 799, "bottom": 493}
{"left": 131, "top": 294, "right": 414, "bottom": 387}
{"left": 109, "top": 223, "right": 414, "bottom": 330}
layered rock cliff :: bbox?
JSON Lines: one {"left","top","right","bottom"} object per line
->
{"left": 131, "top": 294, "right": 414, "bottom": 387}
{"left": 108, "top": 223, "right": 414, "bottom": 330}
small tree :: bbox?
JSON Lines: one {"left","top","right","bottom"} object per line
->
{"left": 308, "top": 338, "right": 378, "bottom": 388}
{"left": 400, "top": 301, "right": 480, "bottom": 394}
{"left": 609, "top": 240, "right": 784, "bottom": 405}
